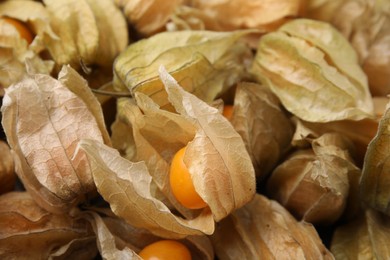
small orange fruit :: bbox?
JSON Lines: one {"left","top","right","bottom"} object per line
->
{"left": 138, "top": 240, "right": 192, "bottom": 260}
{"left": 170, "top": 146, "right": 207, "bottom": 209}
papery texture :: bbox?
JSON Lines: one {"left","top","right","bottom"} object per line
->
{"left": 230, "top": 82, "right": 293, "bottom": 179}
{"left": 307, "top": 0, "right": 390, "bottom": 96}
{"left": 1, "top": 71, "right": 104, "bottom": 213}
{"left": 170, "top": 0, "right": 305, "bottom": 32}
{"left": 114, "top": 0, "right": 183, "bottom": 36}
{"left": 113, "top": 30, "right": 253, "bottom": 110}
{"left": 211, "top": 194, "right": 334, "bottom": 260}
{"left": 0, "top": 1, "right": 54, "bottom": 93}
{"left": 0, "top": 140, "right": 15, "bottom": 194}
{"left": 251, "top": 18, "right": 374, "bottom": 123}
{"left": 361, "top": 103, "right": 390, "bottom": 215}
{"left": 0, "top": 192, "right": 97, "bottom": 259}
{"left": 42, "top": 0, "right": 128, "bottom": 70}
{"left": 79, "top": 139, "right": 215, "bottom": 239}
{"left": 331, "top": 209, "right": 390, "bottom": 259}
{"left": 267, "top": 133, "right": 361, "bottom": 225}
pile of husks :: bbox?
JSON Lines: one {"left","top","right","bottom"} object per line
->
{"left": 1, "top": 0, "right": 390, "bottom": 259}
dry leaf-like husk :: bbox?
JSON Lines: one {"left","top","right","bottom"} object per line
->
{"left": 42, "top": 0, "right": 128, "bottom": 70}
{"left": 0, "top": 1, "right": 54, "bottom": 93}
{"left": 230, "top": 82, "right": 294, "bottom": 179}
{"left": 331, "top": 209, "right": 390, "bottom": 259}
{"left": 78, "top": 139, "right": 215, "bottom": 239}
{"left": 267, "top": 133, "right": 361, "bottom": 225}
{"left": 360, "top": 103, "right": 390, "bottom": 215}
{"left": 307, "top": 0, "right": 390, "bottom": 96}
{"left": 172, "top": 0, "right": 305, "bottom": 32}
{"left": 0, "top": 140, "right": 15, "bottom": 194}
{"left": 115, "top": 0, "right": 183, "bottom": 36}
{"left": 0, "top": 192, "right": 97, "bottom": 259}
{"left": 1, "top": 71, "right": 105, "bottom": 213}
{"left": 113, "top": 30, "right": 253, "bottom": 110}
{"left": 211, "top": 194, "right": 334, "bottom": 260}
{"left": 251, "top": 18, "right": 374, "bottom": 123}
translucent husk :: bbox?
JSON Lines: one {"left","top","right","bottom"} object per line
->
{"left": 331, "top": 209, "right": 390, "bottom": 259}
{"left": 267, "top": 133, "right": 361, "bottom": 225}
{"left": 113, "top": 30, "right": 253, "bottom": 111}
{"left": 42, "top": 0, "right": 128, "bottom": 71}
{"left": 114, "top": 0, "right": 183, "bottom": 36}
{"left": 0, "top": 192, "right": 97, "bottom": 259}
{"left": 251, "top": 18, "right": 374, "bottom": 123}
{"left": 360, "top": 100, "right": 390, "bottom": 215}
{"left": 0, "top": 0, "right": 55, "bottom": 94}
{"left": 306, "top": 0, "right": 390, "bottom": 96}
{"left": 229, "top": 82, "right": 294, "bottom": 179}
{"left": 169, "top": 0, "right": 305, "bottom": 32}
{"left": 80, "top": 67, "right": 255, "bottom": 238}
{"left": 1, "top": 66, "right": 108, "bottom": 213}
{"left": 211, "top": 194, "right": 334, "bottom": 260}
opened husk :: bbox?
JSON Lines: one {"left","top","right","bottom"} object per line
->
{"left": 0, "top": 141, "right": 15, "bottom": 194}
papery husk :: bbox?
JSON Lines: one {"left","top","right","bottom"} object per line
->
{"left": 331, "top": 209, "right": 390, "bottom": 259}
{"left": 78, "top": 139, "right": 215, "bottom": 239}
{"left": 360, "top": 102, "right": 390, "bottom": 215}
{"left": 114, "top": 0, "right": 183, "bottom": 36}
{"left": 170, "top": 0, "right": 305, "bottom": 32}
{"left": 1, "top": 68, "right": 106, "bottom": 213}
{"left": 42, "top": 0, "right": 128, "bottom": 71}
{"left": 78, "top": 210, "right": 214, "bottom": 260}
{"left": 306, "top": 0, "right": 390, "bottom": 96}
{"left": 211, "top": 194, "right": 334, "bottom": 260}
{"left": 0, "top": 140, "right": 15, "bottom": 194}
{"left": 113, "top": 30, "right": 253, "bottom": 111}
{"left": 0, "top": 192, "right": 97, "bottom": 259}
{"left": 267, "top": 133, "right": 361, "bottom": 225}
{"left": 230, "top": 82, "right": 294, "bottom": 179}
{"left": 0, "top": 1, "right": 54, "bottom": 93}
{"left": 251, "top": 18, "right": 374, "bottom": 123}
{"left": 80, "top": 67, "right": 255, "bottom": 238}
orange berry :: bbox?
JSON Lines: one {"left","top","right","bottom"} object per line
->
{"left": 1, "top": 17, "right": 34, "bottom": 44}
{"left": 138, "top": 240, "right": 192, "bottom": 260}
{"left": 170, "top": 146, "right": 207, "bottom": 209}
{"left": 222, "top": 105, "right": 234, "bottom": 120}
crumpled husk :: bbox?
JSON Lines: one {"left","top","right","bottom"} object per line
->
{"left": 306, "top": 0, "right": 390, "bottom": 96}
{"left": 211, "top": 194, "right": 334, "bottom": 260}
{"left": 114, "top": 0, "right": 183, "bottom": 36}
{"left": 42, "top": 0, "right": 128, "bottom": 71}
{"left": 267, "top": 133, "right": 362, "bottom": 225}
{"left": 169, "top": 0, "right": 305, "bottom": 33}
{"left": 360, "top": 101, "right": 390, "bottom": 215}
{"left": 0, "top": 192, "right": 97, "bottom": 259}
{"left": 1, "top": 66, "right": 109, "bottom": 213}
{"left": 251, "top": 18, "right": 374, "bottom": 123}
{"left": 80, "top": 211, "right": 214, "bottom": 260}
{"left": 0, "top": 140, "right": 15, "bottom": 194}
{"left": 228, "top": 82, "right": 294, "bottom": 179}
{"left": 80, "top": 67, "right": 255, "bottom": 238}
{"left": 0, "top": 0, "right": 55, "bottom": 94}
{"left": 331, "top": 209, "right": 390, "bottom": 259}
{"left": 113, "top": 29, "right": 253, "bottom": 111}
